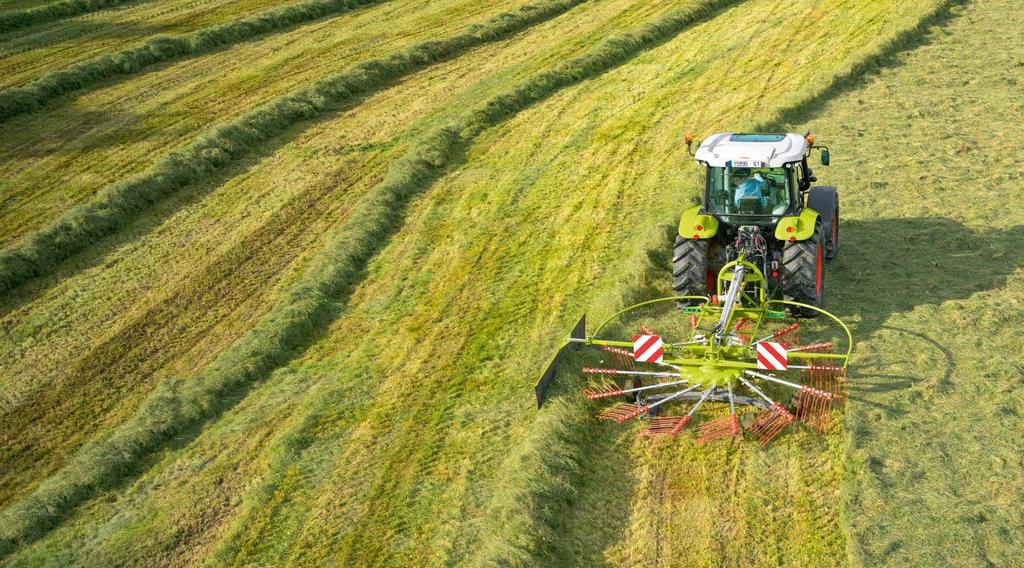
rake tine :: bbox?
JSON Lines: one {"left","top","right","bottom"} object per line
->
{"left": 747, "top": 370, "right": 834, "bottom": 432}
{"left": 602, "top": 346, "right": 636, "bottom": 370}
{"left": 698, "top": 381, "right": 741, "bottom": 444}
{"left": 740, "top": 376, "right": 794, "bottom": 446}
{"left": 583, "top": 368, "right": 679, "bottom": 378}
{"left": 641, "top": 387, "right": 714, "bottom": 437}
{"left": 691, "top": 314, "right": 698, "bottom": 329}
{"left": 641, "top": 416, "right": 689, "bottom": 436}
{"left": 597, "top": 403, "right": 646, "bottom": 423}
{"left": 582, "top": 383, "right": 623, "bottom": 401}
{"left": 753, "top": 323, "right": 799, "bottom": 346}
{"left": 641, "top": 324, "right": 656, "bottom": 336}
{"left": 788, "top": 342, "right": 833, "bottom": 353}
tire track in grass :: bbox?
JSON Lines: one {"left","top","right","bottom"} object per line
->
{"left": 0, "top": 0, "right": 746, "bottom": 557}
{"left": 0, "top": 0, "right": 587, "bottom": 298}
{"left": 0, "top": 0, "right": 389, "bottom": 121}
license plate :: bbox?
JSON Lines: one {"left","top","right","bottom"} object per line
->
{"left": 730, "top": 160, "right": 762, "bottom": 168}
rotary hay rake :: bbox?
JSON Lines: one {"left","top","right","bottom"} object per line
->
{"left": 536, "top": 247, "right": 852, "bottom": 446}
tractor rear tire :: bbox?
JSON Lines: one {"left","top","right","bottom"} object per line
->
{"left": 782, "top": 223, "right": 826, "bottom": 318}
{"left": 672, "top": 235, "right": 710, "bottom": 303}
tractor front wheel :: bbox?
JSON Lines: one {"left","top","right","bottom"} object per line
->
{"left": 782, "top": 223, "right": 826, "bottom": 318}
{"left": 672, "top": 235, "right": 710, "bottom": 304}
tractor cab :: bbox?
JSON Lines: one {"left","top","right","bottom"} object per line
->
{"left": 692, "top": 133, "right": 818, "bottom": 227}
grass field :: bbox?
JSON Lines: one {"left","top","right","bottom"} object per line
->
{"left": 1, "top": 0, "right": 1022, "bottom": 565}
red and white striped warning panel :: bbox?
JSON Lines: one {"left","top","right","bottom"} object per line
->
{"left": 756, "top": 341, "right": 788, "bottom": 370}
{"left": 632, "top": 334, "right": 664, "bottom": 364}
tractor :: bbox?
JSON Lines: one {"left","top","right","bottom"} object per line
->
{"left": 674, "top": 132, "right": 838, "bottom": 317}
{"left": 535, "top": 132, "right": 852, "bottom": 446}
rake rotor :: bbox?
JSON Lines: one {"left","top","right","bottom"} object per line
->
{"left": 537, "top": 247, "right": 854, "bottom": 447}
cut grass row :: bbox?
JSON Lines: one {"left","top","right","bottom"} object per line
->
{"left": 0, "top": 0, "right": 585, "bottom": 296}
{"left": 0, "top": 0, "right": 139, "bottom": 32}
{"left": 0, "top": 0, "right": 752, "bottom": 556}
{"left": 0, "top": 0, "right": 294, "bottom": 88}
{"left": 0, "top": 0, "right": 388, "bottom": 121}
{"left": 0, "top": 0, "right": 669, "bottom": 512}
{"left": 0, "top": 0, "right": 529, "bottom": 249}
{"left": 0, "top": 0, "right": 955, "bottom": 564}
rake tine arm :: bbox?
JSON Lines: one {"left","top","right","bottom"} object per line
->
{"left": 686, "top": 387, "right": 716, "bottom": 417}
{"left": 618, "top": 378, "right": 691, "bottom": 396}
{"left": 745, "top": 370, "right": 834, "bottom": 400}
{"left": 646, "top": 384, "right": 703, "bottom": 412}
{"left": 752, "top": 323, "right": 799, "bottom": 345}
{"left": 738, "top": 376, "right": 775, "bottom": 406}
{"left": 583, "top": 368, "right": 680, "bottom": 378}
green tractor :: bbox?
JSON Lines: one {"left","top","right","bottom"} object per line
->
{"left": 674, "top": 132, "right": 838, "bottom": 317}
{"left": 534, "top": 132, "right": 852, "bottom": 446}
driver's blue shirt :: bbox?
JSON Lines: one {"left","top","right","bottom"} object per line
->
{"left": 734, "top": 177, "right": 768, "bottom": 208}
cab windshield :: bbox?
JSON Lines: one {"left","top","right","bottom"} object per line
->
{"left": 705, "top": 165, "right": 792, "bottom": 222}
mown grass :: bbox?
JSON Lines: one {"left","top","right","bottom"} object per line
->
{"left": 0, "top": 0, "right": 585, "bottom": 297}
{"left": 0, "top": 0, "right": 294, "bottom": 88}
{"left": 0, "top": 0, "right": 533, "bottom": 249}
{"left": 0, "top": 0, "right": 952, "bottom": 565}
{"left": 0, "top": 0, "right": 138, "bottom": 32}
{"left": 0, "top": 0, "right": 670, "bottom": 516}
{"left": 0, "top": 0, "right": 751, "bottom": 556}
{"left": 0, "top": 0, "right": 388, "bottom": 121}
{"left": 0, "top": 0, "right": 689, "bottom": 531}
{"left": 3, "top": 0, "right": 1019, "bottom": 565}
{"left": 790, "top": 0, "right": 1024, "bottom": 563}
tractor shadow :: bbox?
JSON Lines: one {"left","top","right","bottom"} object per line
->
{"left": 827, "top": 217, "right": 1023, "bottom": 414}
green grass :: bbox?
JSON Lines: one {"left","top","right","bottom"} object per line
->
{"left": 0, "top": 0, "right": 388, "bottom": 121}
{"left": 0, "top": 0, "right": 535, "bottom": 249}
{"left": 1, "top": 0, "right": 1022, "bottom": 565}
{"left": 0, "top": 0, "right": 583, "bottom": 295}
{"left": 793, "top": 1, "right": 1024, "bottom": 563}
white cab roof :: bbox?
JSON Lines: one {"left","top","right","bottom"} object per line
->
{"left": 694, "top": 133, "right": 809, "bottom": 168}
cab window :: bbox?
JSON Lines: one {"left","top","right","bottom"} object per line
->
{"left": 705, "top": 166, "right": 791, "bottom": 222}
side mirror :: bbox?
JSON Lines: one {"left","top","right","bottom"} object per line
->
{"left": 821, "top": 149, "right": 830, "bottom": 166}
